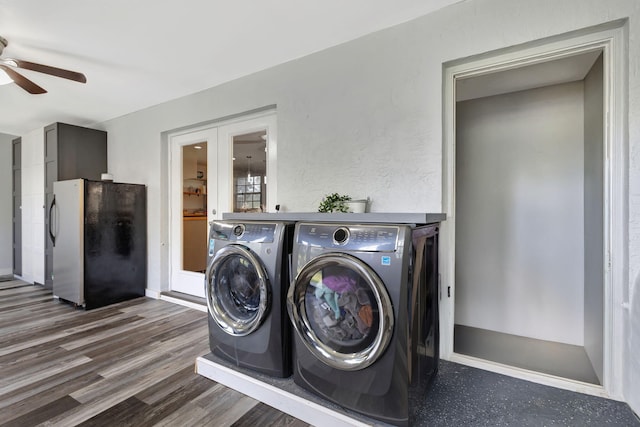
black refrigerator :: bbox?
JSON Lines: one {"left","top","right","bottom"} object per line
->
{"left": 50, "top": 179, "right": 147, "bottom": 309}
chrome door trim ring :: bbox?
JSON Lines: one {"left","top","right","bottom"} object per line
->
{"left": 206, "top": 244, "right": 270, "bottom": 336}
{"left": 287, "top": 252, "right": 394, "bottom": 371}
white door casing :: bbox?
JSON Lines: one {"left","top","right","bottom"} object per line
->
{"left": 441, "top": 23, "right": 627, "bottom": 399}
{"left": 218, "top": 113, "right": 278, "bottom": 213}
{"left": 168, "top": 110, "right": 277, "bottom": 298}
{"left": 170, "top": 127, "right": 219, "bottom": 297}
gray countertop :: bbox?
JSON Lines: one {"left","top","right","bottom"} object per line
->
{"left": 221, "top": 212, "right": 446, "bottom": 224}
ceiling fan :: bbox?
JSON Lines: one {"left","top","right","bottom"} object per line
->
{"left": 0, "top": 35, "right": 87, "bottom": 94}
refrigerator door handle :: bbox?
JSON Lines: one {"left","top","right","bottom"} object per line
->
{"left": 49, "top": 195, "right": 56, "bottom": 247}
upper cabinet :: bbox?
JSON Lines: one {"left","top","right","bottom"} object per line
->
{"left": 44, "top": 122, "right": 108, "bottom": 193}
{"left": 44, "top": 122, "right": 107, "bottom": 289}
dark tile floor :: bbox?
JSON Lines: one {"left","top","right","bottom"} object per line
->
{"left": 204, "top": 351, "right": 639, "bottom": 426}
{"left": 414, "top": 361, "right": 640, "bottom": 426}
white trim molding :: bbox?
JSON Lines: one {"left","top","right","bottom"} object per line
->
{"left": 145, "top": 288, "right": 161, "bottom": 299}
{"left": 196, "top": 356, "right": 369, "bottom": 427}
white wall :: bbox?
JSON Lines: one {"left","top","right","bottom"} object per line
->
{"left": 0, "top": 133, "right": 16, "bottom": 275}
{"left": 584, "top": 54, "right": 604, "bottom": 383}
{"left": 15, "top": 0, "right": 640, "bottom": 412}
{"left": 455, "top": 82, "right": 585, "bottom": 345}
{"left": 630, "top": 275, "right": 640, "bottom": 412}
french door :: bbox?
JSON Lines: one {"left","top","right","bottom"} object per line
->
{"left": 169, "top": 111, "right": 277, "bottom": 297}
{"left": 170, "top": 127, "right": 223, "bottom": 297}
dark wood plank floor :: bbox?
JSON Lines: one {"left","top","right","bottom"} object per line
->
{"left": 0, "top": 280, "right": 310, "bottom": 427}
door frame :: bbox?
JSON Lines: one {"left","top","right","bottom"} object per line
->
{"left": 166, "top": 109, "right": 277, "bottom": 298}
{"left": 441, "top": 23, "right": 627, "bottom": 399}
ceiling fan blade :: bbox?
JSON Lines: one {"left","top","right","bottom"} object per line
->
{"left": 11, "top": 59, "right": 86, "bottom": 83}
{"left": 0, "top": 64, "right": 47, "bottom": 94}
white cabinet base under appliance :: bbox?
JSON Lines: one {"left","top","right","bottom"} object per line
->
{"left": 195, "top": 355, "right": 373, "bottom": 427}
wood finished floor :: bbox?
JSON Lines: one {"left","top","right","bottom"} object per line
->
{"left": 0, "top": 280, "right": 310, "bottom": 427}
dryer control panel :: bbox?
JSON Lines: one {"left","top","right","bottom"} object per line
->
{"left": 210, "top": 221, "right": 276, "bottom": 243}
{"left": 297, "top": 223, "right": 399, "bottom": 252}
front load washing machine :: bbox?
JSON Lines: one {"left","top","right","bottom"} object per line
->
{"left": 287, "top": 222, "right": 439, "bottom": 426}
{"left": 205, "top": 220, "right": 294, "bottom": 378}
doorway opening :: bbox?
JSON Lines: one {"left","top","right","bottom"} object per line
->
{"left": 454, "top": 51, "right": 604, "bottom": 385}
{"left": 168, "top": 110, "right": 277, "bottom": 299}
{"left": 441, "top": 23, "right": 627, "bottom": 398}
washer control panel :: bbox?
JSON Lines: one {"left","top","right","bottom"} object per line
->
{"left": 210, "top": 221, "right": 276, "bottom": 243}
{"left": 297, "top": 223, "right": 398, "bottom": 252}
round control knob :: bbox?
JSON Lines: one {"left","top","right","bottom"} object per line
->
{"left": 233, "top": 225, "right": 245, "bottom": 237}
{"left": 333, "top": 227, "right": 349, "bottom": 245}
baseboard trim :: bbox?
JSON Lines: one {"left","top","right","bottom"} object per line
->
{"left": 145, "top": 288, "right": 161, "bottom": 299}
{"left": 448, "top": 353, "right": 612, "bottom": 400}
{"left": 160, "top": 292, "right": 207, "bottom": 313}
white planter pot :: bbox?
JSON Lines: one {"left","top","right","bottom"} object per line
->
{"left": 345, "top": 199, "right": 367, "bottom": 213}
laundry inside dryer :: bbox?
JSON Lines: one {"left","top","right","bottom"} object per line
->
{"left": 305, "top": 268, "right": 378, "bottom": 351}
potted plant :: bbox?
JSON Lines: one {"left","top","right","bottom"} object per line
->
{"left": 318, "top": 193, "right": 351, "bottom": 213}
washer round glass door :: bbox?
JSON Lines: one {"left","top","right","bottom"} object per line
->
{"left": 206, "top": 244, "right": 270, "bottom": 336}
{"left": 288, "top": 252, "right": 394, "bottom": 371}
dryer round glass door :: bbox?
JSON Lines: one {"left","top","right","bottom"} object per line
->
{"left": 206, "top": 244, "right": 270, "bottom": 336}
{"left": 288, "top": 252, "right": 394, "bottom": 371}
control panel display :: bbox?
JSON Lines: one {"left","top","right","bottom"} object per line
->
{"left": 297, "top": 223, "right": 398, "bottom": 252}
{"left": 210, "top": 222, "right": 276, "bottom": 243}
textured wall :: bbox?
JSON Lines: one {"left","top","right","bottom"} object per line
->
{"left": 629, "top": 274, "right": 640, "bottom": 412}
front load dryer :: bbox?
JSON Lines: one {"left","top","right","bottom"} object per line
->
{"left": 205, "top": 220, "right": 294, "bottom": 378}
{"left": 287, "top": 222, "right": 439, "bottom": 426}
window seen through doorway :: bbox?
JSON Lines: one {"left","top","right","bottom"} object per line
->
{"left": 233, "top": 131, "right": 267, "bottom": 212}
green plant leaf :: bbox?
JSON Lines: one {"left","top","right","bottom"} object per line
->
{"left": 318, "top": 193, "right": 351, "bottom": 212}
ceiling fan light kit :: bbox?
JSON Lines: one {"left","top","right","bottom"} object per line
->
{"left": 0, "top": 36, "right": 10, "bottom": 85}
{"left": 0, "top": 35, "right": 87, "bottom": 94}
{"left": 0, "top": 69, "right": 11, "bottom": 85}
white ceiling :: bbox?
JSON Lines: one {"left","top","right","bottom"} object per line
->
{"left": 0, "top": 0, "right": 462, "bottom": 136}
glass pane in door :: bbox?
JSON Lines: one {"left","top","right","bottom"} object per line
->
{"left": 232, "top": 131, "right": 266, "bottom": 212}
{"left": 182, "top": 142, "right": 207, "bottom": 273}
{"left": 212, "top": 253, "right": 262, "bottom": 324}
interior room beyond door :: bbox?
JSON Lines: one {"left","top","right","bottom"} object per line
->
{"left": 182, "top": 142, "right": 208, "bottom": 274}
{"left": 454, "top": 51, "right": 605, "bottom": 385}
